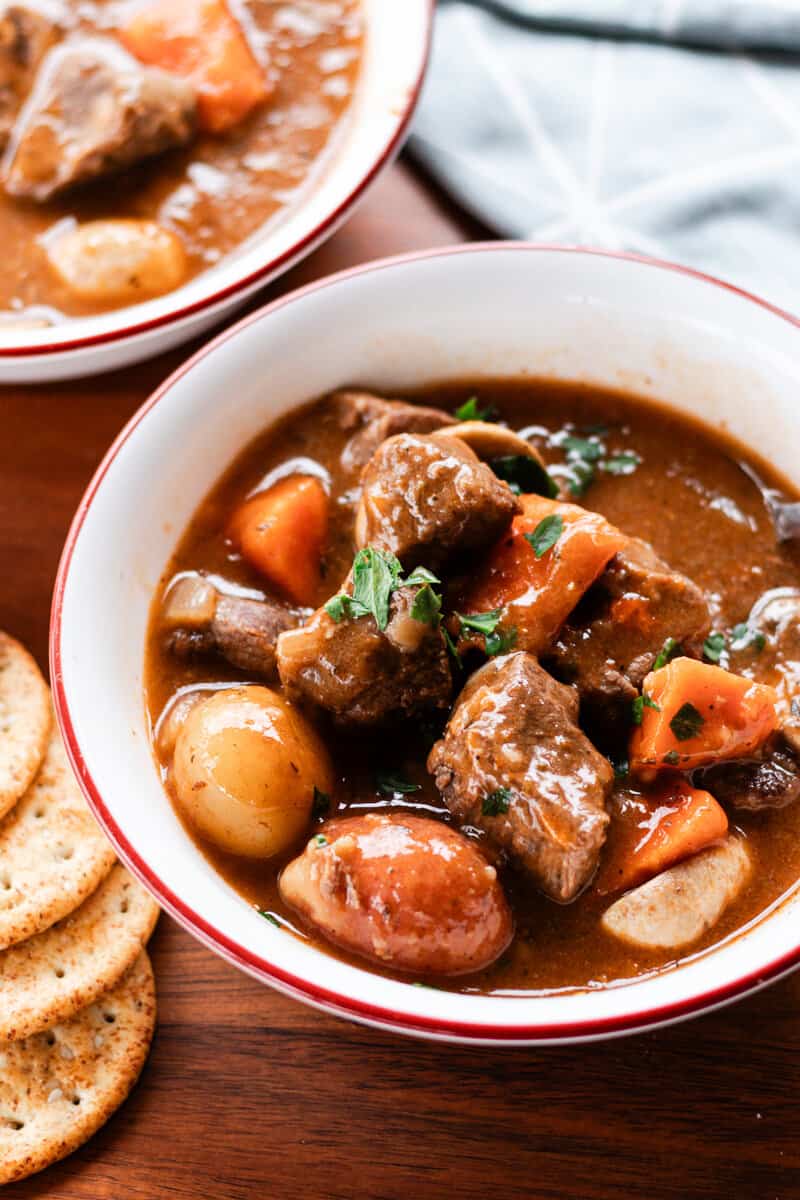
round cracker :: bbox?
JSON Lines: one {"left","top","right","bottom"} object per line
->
{"left": 0, "top": 726, "right": 116, "bottom": 951}
{"left": 0, "top": 632, "right": 51, "bottom": 820}
{"left": 0, "top": 865, "right": 159, "bottom": 1042}
{"left": 0, "top": 951, "right": 156, "bottom": 1185}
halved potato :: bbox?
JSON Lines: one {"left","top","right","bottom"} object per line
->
{"left": 44, "top": 218, "right": 186, "bottom": 303}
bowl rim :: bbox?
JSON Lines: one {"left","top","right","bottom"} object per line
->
{"left": 51, "top": 241, "right": 800, "bottom": 1042}
{"left": 0, "top": 0, "right": 435, "bottom": 359}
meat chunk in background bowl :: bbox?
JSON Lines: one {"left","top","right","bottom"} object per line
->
{"left": 277, "top": 566, "right": 452, "bottom": 728}
{"left": 279, "top": 812, "right": 513, "bottom": 976}
{"left": 355, "top": 432, "right": 519, "bottom": 571}
{"left": 546, "top": 535, "right": 711, "bottom": 747}
{"left": 0, "top": 0, "right": 64, "bottom": 152}
{"left": 428, "top": 652, "right": 614, "bottom": 902}
{"left": 3, "top": 36, "right": 196, "bottom": 200}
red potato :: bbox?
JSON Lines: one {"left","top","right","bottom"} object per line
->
{"left": 120, "top": 0, "right": 271, "bottom": 133}
{"left": 630, "top": 657, "right": 779, "bottom": 778}
{"left": 279, "top": 812, "right": 513, "bottom": 976}
{"left": 228, "top": 475, "right": 329, "bottom": 608}
{"left": 455, "top": 494, "right": 627, "bottom": 655}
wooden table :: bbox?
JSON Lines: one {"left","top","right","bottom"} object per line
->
{"left": 3, "top": 161, "right": 800, "bottom": 1200}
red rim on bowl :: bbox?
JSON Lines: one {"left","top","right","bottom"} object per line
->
{"left": 0, "top": 0, "right": 435, "bottom": 359}
{"left": 51, "top": 243, "right": 800, "bottom": 1042}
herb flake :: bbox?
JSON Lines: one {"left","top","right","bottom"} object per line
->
{"left": 455, "top": 609, "right": 502, "bottom": 637}
{"left": 375, "top": 770, "right": 420, "bottom": 796}
{"left": 653, "top": 636, "right": 681, "bottom": 671}
{"left": 410, "top": 583, "right": 442, "bottom": 627}
{"left": 669, "top": 702, "right": 705, "bottom": 742}
{"left": 631, "top": 693, "right": 661, "bottom": 726}
{"left": 703, "top": 632, "right": 727, "bottom": 664}
{"left": 454, "top": 396, "right": 498, "bottom": 423}
{"left": 258, "top": 910, "right": 282, "bottom": 928}
{"left": 525, "top": 513, "right": 564, "bottom": 559}
{"left": 482, "top": 787, "right": 512, "bottom": 816}
{"left": 486, "top": 626, "right": 517, "bottom": 656}
{"left": 490, "top": 454, "right": 559, "bottom": 500}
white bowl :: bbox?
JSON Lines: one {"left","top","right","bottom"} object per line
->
{"left": 0, "top": 0, "right": 432, "bottom": 383}
{"left": 52, "top": 244, "right": 800, "bottom": 1044}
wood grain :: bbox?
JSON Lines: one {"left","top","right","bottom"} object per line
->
{"left": 2, "top": 161, "right": 800, "bottom": 1200}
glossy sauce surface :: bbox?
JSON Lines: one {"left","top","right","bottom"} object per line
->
{"left": 0, "top": 0, "right": 362, "bottom": 319}
{"left": 144, "top": 379, "right": 800, "bottom": 994}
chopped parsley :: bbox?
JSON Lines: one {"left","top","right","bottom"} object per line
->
{"left": 653, "top": 636, "right": 681, "bottom": 671}
{"left": 375, "top": 770, "right": 420, "bottom": 795}
{"left": 631, "top": 693, "right": 661, "bottom": 726}
{"left": 490, "top": 454, "right": 559, "bottom": 499}
{"left": 730, "top": 622, "right": 766, "bottom": 654}
{"left": 703, "top": 632, "right": 727, "bottom": 664}
{"left": 410, "top": 583, "right": 442, "bottom": 626}
{"left": 258, "top": 910, "right": 282, "bottom": 928}
{"left": 454, "top": 396, "right": 498, "bottom": 422}
{"left": 312, "top": 786, "right": 331, "bottom": 819}
{"left": 486, "top": 625, "right": 517, "bottom": 656}
{"left": 547, "top": 428, "right": 641, "bottom": 496}
{"left": 525, "top": 513, "right": 564, "bottom": 559}
{"left": 663, "top": 750, "right": 681, "bottom": 766}
{"left": 442, "top": 625, "right": 461, "bottom": 664}
{"left": 456, "top": 609, "right": 502, "bottom": 637}
{"left": 482, "top": 787, "right": 512, "bottom": 816}
{"left": 603, "top": 451, "right": 642, "bottom": 476}
{"left": 314, "top": 834, "right": 328, "bottom": 847}
{"left": 669, "top": 702, "right": 705, "bottom": 742}
{"left": 325, "top": 549, "right": 443, "bottom": 631}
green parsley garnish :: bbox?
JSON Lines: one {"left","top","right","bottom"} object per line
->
{"left": 482, "top": 787, "right": 512, "bottom": 816}
{"left": 560, "top": 435, "right": 605, "bottom": 463}
{"left": 613, "top": 758, "right": 629, "bottom": 779}
{"left": 730, "top": 622, "right": 766, "bottom": 654}
{"left": 486, "top": 626, "right": 517, "bottom": 656}
{"left": 490, "top": 454, "right": 558, "bottom": 500}
{"left": 525, "top": 513, "right": 564, "bottom": 559}
{"left": 669, "top": 702, "right": 705, "bottom": 741}
{"left": 258, "top": 910, "right": 282, "bottom": 928}
{"left": 403, "top": 566, "right": 440, "bottom": 587}
{"left": 455, "top": 609, "right": 502, "bottom": 637}
{"left": 631, "top": 694, "right": 661, "bottom": 726}
{"left": 312, "top": 786, "right": 330, "bottom": 819}
{"left": 663, "top": 750, "right": 681, "bottom": 766}
{"left": 603, "top": 451, "right": 642, "bottom": 476}
{"left": 653, "top": 636, "right": 681, "bottom": 670}
{"left": 442, "top": 625, "right": 461, "bottom": 664}
{"left": 314, "top": 834, "right": 328, "bottom": 847}
{"left": 454, "top": 396, "right": 498, "bottom": 422}
{"left": 375, "top": 770, "right": 420, "bottom": 795}
{"left": 410, "top": 583, "right": 442, "bottom": 626}
{"left": 703, "top": 632, "right": 727, "bottom": 664}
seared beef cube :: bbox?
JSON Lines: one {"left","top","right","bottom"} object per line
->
{"left": 161, "top": 574, "right": 299, "bottom": 678}
{"left": 277, "top": 584, "right": 452, "bottom": 728}
{"left": 546, "top": 536, "right": 710, "bottom": 744}
{"left": 3, "top": 36, "right": 196, "bottom": 200}
{"left": 332, "top": 390, "right": 455, "bottom": 473}
{"left": 357, "top": 432, "right": 519, "bottom": 571}
{"left": 695, "top": 733, "right": 800, "bottom": 812}
{"left": 0, "top": 1, "right": 64, "bottom": 151}
{"left": 428, "top": 653, "right": 613, "bottom": 901}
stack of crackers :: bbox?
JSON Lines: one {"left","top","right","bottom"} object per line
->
{"left": 0, "top": 632, "right": 160, "bottom": 1185}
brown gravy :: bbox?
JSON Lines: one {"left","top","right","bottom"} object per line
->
{"left": 144, "top": 379, "right": 800, "bottom": 994}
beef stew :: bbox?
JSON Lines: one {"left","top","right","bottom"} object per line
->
{"left": 145, "top": 380, "right": 800, "bottom": 994}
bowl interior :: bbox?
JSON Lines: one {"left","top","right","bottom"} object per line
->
{"left": 3, "top": 0, "right": 431, "bottom": 355}
{"left": 54, "top": 246, "right": 800, "bottom": 1042}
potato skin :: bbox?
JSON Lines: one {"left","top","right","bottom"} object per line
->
{"left": 172, "top": 685, "right": 334, "bottom": 859}
{"left": 279, "top": 812, "right": 513, "bottom": 975}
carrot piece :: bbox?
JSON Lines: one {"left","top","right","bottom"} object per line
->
{"left": 228, "top": 476, "right": 328, "bottom": 607}
{"left": 455, "top": 495, "right": 627, "bottom": 655}
{"left": 595, "top": 779, "right": 729, "bottom": 895}
{"left": 120, "top": 0, "right": 270, "bottom": 133}
{"left": 630, "top": 657, "right": 778, "bottom": 778}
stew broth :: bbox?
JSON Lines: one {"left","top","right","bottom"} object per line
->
{"left": 145, "top": 380, "right": 800, "bottom": 994}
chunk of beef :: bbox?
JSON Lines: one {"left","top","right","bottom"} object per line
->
{"left": 277, "top": 582, "right": 452, "bottom": 728}
{"left": 428, "top": 652, "right": 613, "bottom": 902}
{"left": 331, "top": 390, "right": 455, "bottom": 473}
{"left": 0, "top": 1, "right": 64, "bottom": 151}
{"left": 3, "top": 36, "right": 196, "bottom": 200}
{"left": 161, "top": 574, "right": 298, "bottom": 678}
{"left": 695, "top": 733, "right": 800, "bottom": 812}
{"left": 356, "top": 432, "right": 519, "bottom": 571}
{"left": 546, "top": 536, "right": 710, "bottom": 746}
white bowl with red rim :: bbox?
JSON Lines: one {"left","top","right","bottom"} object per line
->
{"left": 51, "top": 243, "right": 800, "bottom": 1043}
{"left": 0, "top": 0, "right": 432, "bottom": 383}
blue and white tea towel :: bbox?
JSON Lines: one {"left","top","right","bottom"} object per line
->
{"left": 410, "top": 1, "right": 800, "bottom": 308}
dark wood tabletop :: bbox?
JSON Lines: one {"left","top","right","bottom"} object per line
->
{"left": 2, "top": 160, "right": 800, "bottom": 1200}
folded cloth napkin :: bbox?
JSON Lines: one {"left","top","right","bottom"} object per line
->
{"left": 409, "top": 0, "right": 800, "bottom": 308}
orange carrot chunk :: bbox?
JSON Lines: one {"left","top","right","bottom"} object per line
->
{"left": 630, "top": 657, "right": 778, "bottom": 778}
{"left": 595, "top": 778, "right": 729, "bottom": 895}
{"left": 455, "top": 494, "right": 627, "bottom": 655}
{"left": 120, "top": 0, "right": 271, "bottom": 133}
{"left": 228, "top": 475, "right": 328, "bottom": 607}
